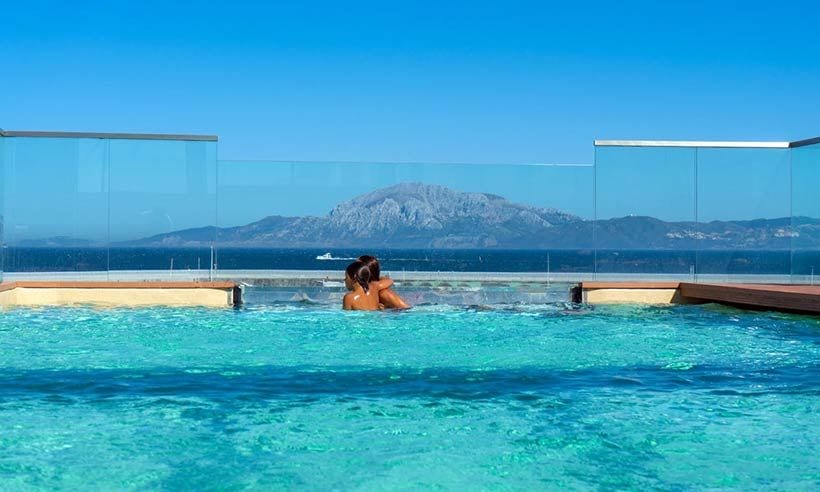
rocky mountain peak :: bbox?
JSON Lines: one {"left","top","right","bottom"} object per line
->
{"left": 328, "top": 182, "right": 579, "bottom": 237}
{"left": 111, "top": 182, "right": 820, "bottom": 250}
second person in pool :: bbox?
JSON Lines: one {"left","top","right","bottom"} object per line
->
{"left": 359, "top": 255, "right": 411, "bottom": 309}
{"left": 343, "top": 256, "right": 411, "bottom": 311}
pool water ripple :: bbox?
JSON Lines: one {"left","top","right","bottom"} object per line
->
{"left": 0, "top": 302, "right": 818, "bottom": 489}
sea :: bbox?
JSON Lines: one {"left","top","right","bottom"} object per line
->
{"left": 2, "top": 247, "right": 819, "bottom": 277}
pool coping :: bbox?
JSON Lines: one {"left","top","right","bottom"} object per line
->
{"left": 0, "top": 281, "right": 242, "bottom": 308}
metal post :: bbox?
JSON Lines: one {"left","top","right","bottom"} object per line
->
{"left": 547, "top": 252, "right": 551, "bottom": 287}
{"left": 210, "top": 245, "right": 214, "bottom": 281}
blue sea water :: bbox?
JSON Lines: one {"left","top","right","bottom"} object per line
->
{"left": 0, "top": 297, "right": 818, "bottom": 489}
{"left": 5, "top": 247, "right": 820, "bottom": 276}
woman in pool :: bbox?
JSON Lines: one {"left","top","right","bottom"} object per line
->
{"left": 359, "top": 255, "right": 411, "bottom": 309}
{"left": 343, "top": 260, "right": 385, "bottom": 311}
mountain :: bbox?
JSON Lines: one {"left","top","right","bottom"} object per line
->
{"left": 593, "top": 216, "right": 802, "bottom": 249}
{"left": 325, "top": 182, "right": 579, "bottom": 248}
{"left": 18, "top": 182, "right": 820, "bottom": 249}
{"left": 128, "top": 183, "right": 583, "bottom": 248}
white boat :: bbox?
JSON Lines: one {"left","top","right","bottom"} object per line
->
{"left": 322, "top": 280, "right": 345, "bottom": 288}
{"left": 316, "top": 252, "right": 333, "bottom": 260}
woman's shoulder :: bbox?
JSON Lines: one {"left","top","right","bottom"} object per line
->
{"left": 342, "top": 291, "right": 356, "bottom": 308}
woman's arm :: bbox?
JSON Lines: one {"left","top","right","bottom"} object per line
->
{"left": 372, "top": 278, "right": 394, "bottom": 291}
{"left": 379, "top": 288, "right": 411, "bottom": 309}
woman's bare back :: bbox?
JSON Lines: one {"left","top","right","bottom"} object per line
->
{"left": 343, "top": 288, "right": 381, "bottom": 310}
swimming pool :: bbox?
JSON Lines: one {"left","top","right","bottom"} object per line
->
{"left": 0, "top": 296, "right": 818, "bottom": 489}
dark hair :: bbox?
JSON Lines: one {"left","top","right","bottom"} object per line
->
{"left": 345, "top": 260, "right": 371, "bottom": 293}
{"left": 359, "top": 255, "right": 380, "bottom": 281}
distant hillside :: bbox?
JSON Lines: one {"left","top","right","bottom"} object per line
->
{"left": 127, "top": 183, "right": 583, "bottom": 248}
{"left": 18, "top": 182, "right": 820, "bottom": 249}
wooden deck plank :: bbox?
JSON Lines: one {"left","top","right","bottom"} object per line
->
{"left": 679, "top": 283, "right": 820, "bottom": 314}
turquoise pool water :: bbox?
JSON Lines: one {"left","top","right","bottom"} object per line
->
{"left": 0, "top": 300, "right": 818, "bottom": 490}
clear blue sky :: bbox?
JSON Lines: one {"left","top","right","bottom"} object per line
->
{"left": 1, "top": 1, "right": 819, "bottom": 241}
{"left": 2, "top": 0, "right": 819, "bottom": 164}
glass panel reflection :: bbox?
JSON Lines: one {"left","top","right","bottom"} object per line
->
{"left": 216, "top": 160, "right": 594, "bottom": 279}
{"left": 108, "top": 139, "right": 217, "bottom": 279}
{"left": 2, "top": 133, "right": 811, "bottom": 286}
{"left": 2, "top": 137, "right": 108, "bottom": 277}
{"left": 791, "top": 143, "right": 820, "bottom": 284}
{"left": 594, "top": 146, "right": 696, "bottom": 279}
{"left": 696, "top": 148, "right": 791, "bottom": 282}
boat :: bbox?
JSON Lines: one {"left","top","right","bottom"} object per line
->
{"left": 316, "top": 252, "right": 333, "bottom": 260}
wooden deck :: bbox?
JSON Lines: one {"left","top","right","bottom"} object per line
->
{"left": 678, "top": 283, "right": 820, "bottom": 314}
{"left": 579, "top": 281, "right": 820, "bottom": 315}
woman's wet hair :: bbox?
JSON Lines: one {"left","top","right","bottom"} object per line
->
{"left": 359, "top": 255, "right": 380, "bottom": 281}
{"left": 345, "top": 260, "right": 371, "bottom": 293}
